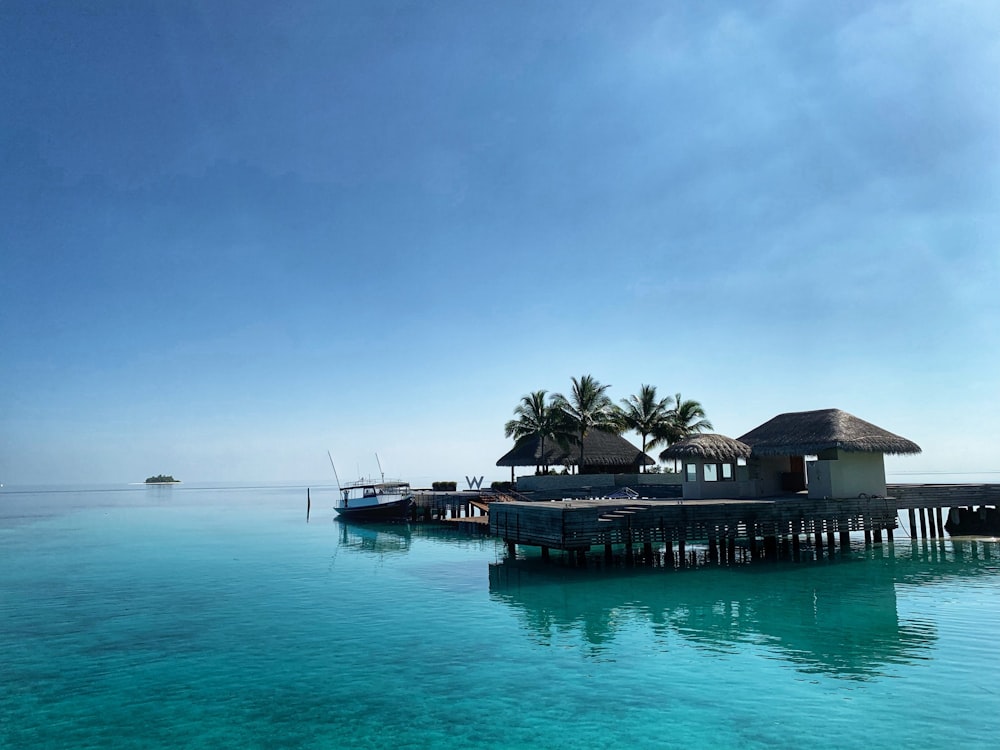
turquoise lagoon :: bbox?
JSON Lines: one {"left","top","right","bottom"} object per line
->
{"left": 2, "top": 483, "right": 999, "bottom": 749}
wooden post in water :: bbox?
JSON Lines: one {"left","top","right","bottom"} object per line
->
{"left": 604, "top": 543, "right": 613, "bottom": 562}
{"left": 507, "top": 541, "right": 516, "bottom": 558}
{"left": 827, "top": 530, "right": 836, "bottom": 551}
{"left": 763, "top": 535, "right": 778, "bottom": 560}
{"left": 541, "top": 546, "right": 549, "bottom": 561}
{"left": 306, "top": 488, "right": 311, "bottom": 522}
{"left": 935, "top": 508, "right": 945, "bottom": 538}
{"left": 840, "top": 529, "right": 851, "bottom": 550}
{"left": 919, "top": 507, "right": 928, "bottom": 539}
{"left": 908, "top": 508, "right": 917, "bottom": 540}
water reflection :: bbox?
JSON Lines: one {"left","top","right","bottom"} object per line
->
{"left": 335, "top": 520, "right": 412, "bottom": 555}
{"left": 489, "top": 540, "right": 1000, "bottom": 679}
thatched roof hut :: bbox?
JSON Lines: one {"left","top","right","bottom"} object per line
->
{"left": 659, "top": 433, "right": 752, "bottom": 463}
{"left": 496, "top": 429, "right": 654, "bottom": 473}
{"left": 738, "top": 409, "right": 921, "bottom": 456}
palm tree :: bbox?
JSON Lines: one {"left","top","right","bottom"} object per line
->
{"left": 657, "top": 392, "right": 713, "bottom": 470}
{"left": 504, "top": 390, "right": 571, "bottom": 474}
{"left": 672, "top": 393, "right": 713, "bottom": 437}
{"left": 552, "top": 375, "right": 619, "bottom": 473}
{"left": 618, "top": 385, "right": 674, "bottom": 472}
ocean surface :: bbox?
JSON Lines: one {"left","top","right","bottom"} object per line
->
{"left": 2, "top": 483, "right": 999, "bottom": 749}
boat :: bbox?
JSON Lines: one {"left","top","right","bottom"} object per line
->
{"left": 945, "top": 505, "right": 1000, "bottom": 537}
{"left": 334, "top": 478, "right": 415, "bottom": 521}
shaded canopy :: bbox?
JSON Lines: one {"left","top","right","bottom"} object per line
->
{"left": 659, "top": 433, "right": 752, "bottom": 462}
{"left": 738, "top": 409, "right": 922, "bottom": 456}
{"left": 496, "top": 429, "right": 654, "bottom": 470}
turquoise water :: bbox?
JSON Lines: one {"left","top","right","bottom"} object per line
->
{"left": 2, "top": 484, "right": 999, "bottom": 749}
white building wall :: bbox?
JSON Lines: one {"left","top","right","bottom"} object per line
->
{"left": 807, "top": 451, "right": 887, "bottom": 499}
{"left": 680, "top": 459, "right": 743, "bottom": 500}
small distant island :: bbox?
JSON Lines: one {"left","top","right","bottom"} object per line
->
{"left": 145, "top": 475, "right": 180, "bottom": 484}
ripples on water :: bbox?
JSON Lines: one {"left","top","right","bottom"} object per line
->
{"left": 2, "top": 484, "right": 999, "bottom": 748}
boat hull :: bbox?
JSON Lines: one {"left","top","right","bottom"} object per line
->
{"left": 334, "top": 496, "right": 414, "bottom": 522}
{"left": 945, "top": 506, "right": 1000, "bottom": 537}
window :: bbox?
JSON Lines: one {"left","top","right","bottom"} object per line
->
{"left": 686, "top": 463, "right": 697, "bottom": 482}
{"left": 721, "top": 463, "right": 733, "bottom": 480}
{"left": 703, "top": 464, "right": 718, "bottom": 482}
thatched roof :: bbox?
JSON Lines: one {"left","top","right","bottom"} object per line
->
{"left": 659, "top": 433, "right": 752, "bottom": 462}
{"left": 738, "top": 409, "right": 921, "bottom": 456}
{"left": 496, "top": 429, "right": 655, "bottom": 468}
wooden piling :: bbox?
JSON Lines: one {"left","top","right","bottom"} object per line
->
{"left": 763, "top": 535, "right": 778, "bottom": 560}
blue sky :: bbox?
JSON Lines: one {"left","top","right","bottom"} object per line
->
{"left": 2, "top": 0, "right": 999, "bottom": 485}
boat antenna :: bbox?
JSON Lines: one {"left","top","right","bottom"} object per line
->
{"left": 327, "top": 451, "right": 341, "bottom": 490}
{"left": 375, "top": 453, "right": 384, "bottom": 482}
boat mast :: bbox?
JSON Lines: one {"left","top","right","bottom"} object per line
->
{"left": 327, "top": 451, "right": 342, "bottom": 490}
{"left": 375, "top": 453, "right": 384, "bottom": 483}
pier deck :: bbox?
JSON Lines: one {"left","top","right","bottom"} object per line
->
{"left": 488, "top": 484, "right": 1000, "bottom": 562}
{"left": 489, "top": 495, "right": 895, "bottom": 555}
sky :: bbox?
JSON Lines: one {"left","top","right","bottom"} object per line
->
{"left": 2, "top": 0, "right": 999, "bottom": 486}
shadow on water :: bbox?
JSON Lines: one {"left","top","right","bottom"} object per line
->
{"left": 488, "top": 539, "right": 1000, "bottom": 680}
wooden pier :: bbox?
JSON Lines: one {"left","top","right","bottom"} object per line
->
{"left": 408, "top": 489, "right": 496, "bottom": 533}
{"left": 489, "top": 495, "right": 896, "bottom": 564}
{"left": 339, "top": 483, "right": 1000, "bottom": 559}
{"left": 889, "top": 483, "right": 1000, "bottom": 539}
{"left": 488, "top": 484, "right": 1000, "bottom": 564}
